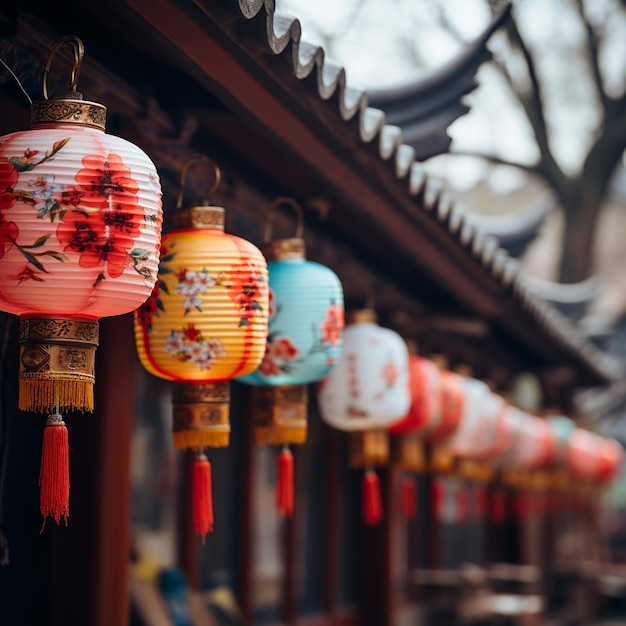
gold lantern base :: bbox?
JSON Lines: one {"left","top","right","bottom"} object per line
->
{"left": 173, "top": 382, "right": 230, "bottom": 450}
{"left": 18, "top": 318, "right": 99, "bottom": 413}
{"left": 428, "top": 442, "right": 457, "bottom": 474}
{"left": 348, "top": 430, "right": 389, "bottom": 468}
{"left": 391, "top": 432, "right": 426, "bottom": 472}
{"left": 253, "top": 385, "right": 308, "bottom": 445}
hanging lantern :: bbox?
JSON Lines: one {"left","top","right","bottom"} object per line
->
{"left": 0, "top": 37, "right": 163, "bottom": 525}
{"left": 567, "top": 428, "right": 603, "bottom": 482}
{"left": 447, "top": 378, "right": 505, "bottom": 472}
{"left": 389, "top": 347, "right": 439, "bottom": 474}
{"left": 388, "top": 344, "right": 438, "bottom": 519}
{"left": 426, "top": 358, "right": 465, "bottom": 473}
{"left": 318, "top": 309, "right": 410, "bottom": 525}
{"left": 135, "top": 155, "right": 268, "bottom": 538}
{"left": 547, "top": 416, "right": 575, "bottom": 490}
{"left": 238, "top": 197, "right": 344, "bottom": 517}
{"left": 595, "top": 438, "right": 624, "bottom": 484}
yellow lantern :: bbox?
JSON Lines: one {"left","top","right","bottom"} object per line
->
{"left": 135, "top": 156, "right": 269, "bottom": 537}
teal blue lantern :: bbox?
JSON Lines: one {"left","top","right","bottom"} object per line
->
{"left": 238, "top": 198, "right": 344, "bottom": 515}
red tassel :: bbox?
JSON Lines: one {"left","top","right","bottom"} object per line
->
{"left": 39, "top": 414, "right": 70, "bottom": 529}
{"left": 431, "top": 479, "right": 444, "bottom": 519}
{"left": 514, "top": 492, "right": 530, "bottom": 520}
{"left": 363, "top": 469, "right": 383, "bottom": 526}
{"left": 402, "top": 476, "right": 417, "bottom": 520}
{"left": 192, "top": 454, "right": 214, "bottom": 540}
{"left": 456, "top": 484, "right": 469, "bottom": 524}
{"left": 277, "top": 447, "right": 294, "bottom": 517}
{"left": 475, "top": 485, "right": 488, "bottom": 519}
{"left": 491, "top": 488, "right": 507, "bottom": 524}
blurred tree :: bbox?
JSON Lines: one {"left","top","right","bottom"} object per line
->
{"left": 278, "top": 0, "right": 626, "bottom": 284}
{"left": 481, "top": 0, "right": 626, "bottom": 283}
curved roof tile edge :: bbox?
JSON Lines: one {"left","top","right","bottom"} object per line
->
{"left": 234, "top": 0, "right": 623, "bottom": 383}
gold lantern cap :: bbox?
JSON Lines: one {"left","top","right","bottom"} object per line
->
{"left": 172, "top": 205, "right": 225, "bottom": 230}
{"left": 350, "top": 308, "right": 378, "bottom": 324}
{"left": 173, "top": 155, "right": 224, "bottom": 230}
{"left": 263, "top": 197, "right": 306, "bottom": 261}
{"left": 30, "top": 36, "right": 107, "bottom": 132}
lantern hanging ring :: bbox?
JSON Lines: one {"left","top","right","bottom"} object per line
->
{"left": 264, "top": 196, "right": 304, "bottom": 242}
{"left": 42, "top": 35, "right": 85, "bottom": 100}
{"left": 176, "top": 154, "right": 222, "bottom": 210}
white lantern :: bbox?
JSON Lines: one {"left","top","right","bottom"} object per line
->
{"left": 317, "top": 309, "right": 410, "bottom": 525}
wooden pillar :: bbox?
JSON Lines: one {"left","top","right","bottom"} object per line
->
{"left": 93, "top": 314, "right": 135, "bottom": 626}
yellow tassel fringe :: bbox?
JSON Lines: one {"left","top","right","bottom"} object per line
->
{"left": 173, "top": 429, "right": 230, "bottom": 450}
{"left": 19, "top": 379, "right": 94, "bottom": 413}
{"left": 254, "top": 425, "right": 307, "bottom": 446}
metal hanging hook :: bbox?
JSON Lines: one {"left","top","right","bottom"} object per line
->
{"left": 264, "top": 197, "right": 304, "bottom": 243}
{"left": 176, "top": 154, "right": 222, "bottom": 210}
{"left": 42, "top": 36, "right": 85, "bottom": 100}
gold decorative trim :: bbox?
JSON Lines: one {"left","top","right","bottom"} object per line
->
{"left": 31, "top": 99, "right": 106, "bottom": 131}
{"left": 254, "top": 385, "right": 308, "bottom": 445}
{"left": 18, "top": 318, "right": 99, "bottom": 413}
{"left": 391, "top": 432, "right": 426, "bottom": 472}
{"left": 173, "top": 382, "right": 231, "bottom": 450}
{"left": 349, "top": 309, "right": 377, "bottom": 325}
{"left": 348, "top": 430, "right": 389, "bottom": 468}
{"left": 262, "top": 238, "right": 306, "bottom": 261}
{"left": 172, "top": 206, "right": 225, "bottom": 230}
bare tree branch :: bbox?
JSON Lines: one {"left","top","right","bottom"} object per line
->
{"left": 503, "top": 16, "right": 565, "bottom": 186}
{"left": 447, "top": 150, "right": 546, "bottom": 177}
{"left": 573, "top": 0, "right": 610, "bottom": 114}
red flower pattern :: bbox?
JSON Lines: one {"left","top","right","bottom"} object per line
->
{"left": 56, "top": 153, "right": 143, "bottom": 279}
{"left": 258, "top": 336, "right": 299, "bottom": 377}
{"left": 270, "top": 337, "right": 299, "bottom": 360}
{"left": 227, "top": 260, "right": 267, "bottom": 326}
{"left": 382, "top": 362, "right": 399, "bottom": 388}
{"left": 0, "top": 212, "right": 18, "bottom": 259}
{"left": 183, "top": 323, "right": 201, "bottom": 342}
{"left": 320, "top": 303, "right": 344, "bottom": 346}
{"left": 75, "top": 154, "right": 139, "bottom": 209}
{"left": 0, "top": 158, "right": 18, "bottom": 210}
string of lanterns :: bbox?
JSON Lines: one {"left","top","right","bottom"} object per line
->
{"left": 0, "top": 36, "right": 622, "bottom": 540}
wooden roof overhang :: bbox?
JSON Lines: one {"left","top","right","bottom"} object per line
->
{"left": 2, "top": 0, "right": 620, "bottom": 387}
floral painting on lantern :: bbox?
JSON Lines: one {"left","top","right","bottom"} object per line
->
{"left": 164, "top": 323, "right": 226, "bottom": 370}
{"left": 317, "top": 323, "right": 410, "bottom": 433}
{"left": 259, "top": 296, "right": 344, "bottom": 376}
{"left": 0, "top": 140, "right": 161, "bottom": 286}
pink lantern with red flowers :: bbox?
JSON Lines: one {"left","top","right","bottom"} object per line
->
{"left": 0, "top": 37, "right": 162, "bottom": 525}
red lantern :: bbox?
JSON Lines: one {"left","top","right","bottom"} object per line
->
{"left": 389, "top": 349, "right": 438, "bottom": 512}
{"left": 0, "top": 38, "right": 162, "bottom": 524}
{"left": 596, "top": 438, "right": 624, "bottom": 483}
{"left": 567, "top": 428, "right": 602, "bottom": 480}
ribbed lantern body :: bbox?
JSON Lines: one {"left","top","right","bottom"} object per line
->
{"left": 318, "top": 321, "right": 410, "bottom": 433}
{"left": 238, "top": 253, "right": 344, "bottom": 446}
{"left": 567, "top": 428, "right": 602, "bottom": 480}
{"left": 389, "top": 356, "right": 439, "bottom": 435}
{"left": 507, "top": 412, "right": 556, "bottom": 470}
{"left": 240, "top": 257, "right": 344, "bottom": 386}
{"left": 135, "top": 222, "right": 268, "bottom": 382}
{"left": 0, "top": 118, "right": 162, "bottom": 412}
{"left": 0, "top": 125, "right": 162, "bottom": 318}
{"left": 596, "top": 438, "right": 624, "bottom": 483}
{"left": 448, "top": 380, "right": 506, "bottom": 459}
{"left": 134, "top": 208, "right": 269, "bottom": 449}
